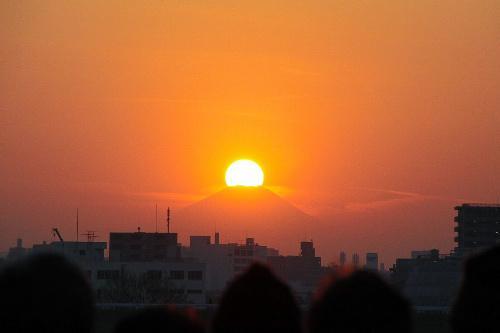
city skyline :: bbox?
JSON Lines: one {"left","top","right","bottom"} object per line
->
{"left": 2, "top": 1, "right": 499, "bottom": 266}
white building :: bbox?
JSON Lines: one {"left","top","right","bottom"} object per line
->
{"left": 9, "top": 237, "right": 207, "bottom": 304}
{"left": 182, "top": 233, "right": 279, "bottom": 301}
{"left": 82, "top": 260, "right": 206, "bottom": 304}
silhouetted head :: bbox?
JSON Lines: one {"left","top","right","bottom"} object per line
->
{"left": 212, "top": 263, "right": 301, "bottom": 333}
{"left": 309, "top": 270, "right": 412, "bottom": 333}
{"left": 0, "top": 253, "right": 94, "bottom": 333}
{"left": 114, "top": 306, "right": 204, "bottom": 333}
{"left": 451, "top": 246, "right": 500, "bottom": 333}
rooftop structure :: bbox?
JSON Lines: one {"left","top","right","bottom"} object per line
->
{"left": 109, "top": 231, "right": 180, "bottom": 262}
{"left": 31, "top": 240, "right": 107, "bottom": 263}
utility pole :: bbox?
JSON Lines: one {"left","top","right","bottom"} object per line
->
{"left": 155, "top": 204, "right": 158, "bottom": 233}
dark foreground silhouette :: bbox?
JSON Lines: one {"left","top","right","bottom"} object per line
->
{"left": 212, "top": 263, "right": 301, "bottom": 333}
{"left": 309, "top": 270, "right": 412, "bottom": 333}
{"left": 114, "top": 306, "right": 203, "bottom": 333}
{"left": 2, "top": 247, "right": 500, "bottom": 333}
{"left": 0, "top": 253, "right": 94, "bottom": 333}
{"left": 450, "top": 246, "right": 500, "bottom": 333}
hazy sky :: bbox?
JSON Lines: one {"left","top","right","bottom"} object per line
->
{"left": 1, "top": 1, "right": 499, "bottom": 265}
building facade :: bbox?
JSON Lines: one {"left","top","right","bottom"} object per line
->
{"left": 454, "top": 203, "right": 500, "bottom": 255}
{"left": 183, "top": 234, "right": 279, "bottom": 300}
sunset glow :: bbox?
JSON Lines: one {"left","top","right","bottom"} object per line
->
{"left": 225, "top": 160, "right": 264, "bottom": 187}
{"left": 1, "top": 0, "right": 499, "bottom": 266}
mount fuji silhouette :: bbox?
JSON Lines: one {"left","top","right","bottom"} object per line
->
{"left": 176, "top": 186, "right": 316, "bottom": 255}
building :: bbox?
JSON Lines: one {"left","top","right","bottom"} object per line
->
{"left": 454, "top": 203, "right": 500, "bottom": 255}
{"left": 352, "top": 253, "right": 360, "bottom": 267}
{"left": 7, "top": 239, "right": 27, "bottom": 261}
{"left": 391, "top": 250, "right": 461, "bottom": 307}
{"left": 5, "top": 231, "right": 207, "bottom": 304}
{"left": 339, "top": 251, "right": 346, "bottom": 266}
{"left": 365, "top": 252, "right": 378, "bottom": 271}
{"left": 268, "top": 241, "right": 330, "bottom": 303}
{"left": 183, "top": 234, "right": 279, "bottom": 299}
{"left": 411, "top": 249, "right": 440, "bottom": 260}
{"left": 83, "top": 260, "right": 206, "bottom": 304}
{"left": 31, "top": 240, "right": 107, "bottom": 263}
{"left": 109, "top": 231, "right": 180, "bottom": 262}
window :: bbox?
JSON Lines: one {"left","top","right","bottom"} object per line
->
{"left": 97, "top": 270, "right": 120, "bottom": 280}
{"left": 146, "top": 270, "right": 162, "bottom": 280}
{"left": 188, "top": 271, "right": 203, "bottom": 280}
{"left": 187, "top": 289, "right": 203, "bottom": 294}
{"left": 170, "top": 270, "right": 184, "bottom": 280}
{"left": 79, "top": 250, "right": 86, "bottom": 256}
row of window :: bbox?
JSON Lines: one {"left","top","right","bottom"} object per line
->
{"left": 171, "top": 270, "right": 203, "bottom": 280}
{"left": 95, "top": 270, "right": 203, "bottom": 280}
{"left": 170, "top": 289, "right": 203, "bottom": 294}
{"left": 97, "top": 270, "right": 120, "bottom": 280}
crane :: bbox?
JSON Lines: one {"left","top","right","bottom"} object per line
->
{"left": 52, "top": 228, "right": 64, "bottom": 242}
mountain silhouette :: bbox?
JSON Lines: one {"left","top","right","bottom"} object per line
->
{"left": 175, "top": 187, "right": 317, "bottom": 255}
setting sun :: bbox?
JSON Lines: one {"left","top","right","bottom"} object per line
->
{"left": 225, "top": 160, "right": 264, "bottom": 187}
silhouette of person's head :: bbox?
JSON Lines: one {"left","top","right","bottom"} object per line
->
{"left": 309, "top": 270, "right": 412, "bottom": 333}
{"left": 212, "top": 263, "right": 301, "bottom": 333}
{"left": 0, "top": 253, "right": 94, "bottom": 333}
{"left": 451, "top": 246, "right": 500, "bottom": 333}
{"left": 114, "top": 306, "right": 204, "bottom": 333}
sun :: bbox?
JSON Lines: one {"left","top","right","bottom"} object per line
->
{"left": 225, "top": 159, "right": 264, "bottom": 187}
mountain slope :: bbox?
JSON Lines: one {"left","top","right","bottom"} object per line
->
{"left": 175, "top": 186, "right": 317, "bottom": 255}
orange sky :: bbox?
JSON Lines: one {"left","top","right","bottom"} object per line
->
{"left": 1, "top": 1, "right": 499, "bottom": 265}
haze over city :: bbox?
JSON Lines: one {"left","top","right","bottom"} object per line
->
{"left": 1, "top": 1, "right": 499, "bottom": 266}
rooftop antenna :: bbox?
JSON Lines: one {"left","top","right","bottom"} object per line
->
{"left": 167, "top": 207, "right": 171, "bottom": 233}
{"left": 155, "top": 204, "right": 158, "bottom": 233}
{"left": 76, "top": 208, "right": 79, "bottom": 242}
{"left": 81, "top": 231, "right": 97, "bottom": 242}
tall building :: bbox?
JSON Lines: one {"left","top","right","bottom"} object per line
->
{"left": 339, "top": 251, "right": 346, "bottom": 266}
{"left": 454, "top": 203, "right": 500, "bottom": 255}
{"left": 365, "top": 253, "right": 378, "bottom": 271}
{"left": 300, "top": 241, "right": 316, "bottom": 257}
{"left": 352, "top": 253, "right": 360, "bottom": 267}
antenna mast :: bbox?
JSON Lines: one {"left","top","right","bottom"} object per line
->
{"left": 167, "top": 207, "right": 170, "bottom": 233}
{"left": 155, "top": 204, "right": 158, "bottom": 233}
{"left": 76, "top": 208, "right": 79, "bottom": 242}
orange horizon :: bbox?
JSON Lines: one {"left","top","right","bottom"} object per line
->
{"left": 1, "top": 1, "right": 499, "bottom": 266}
